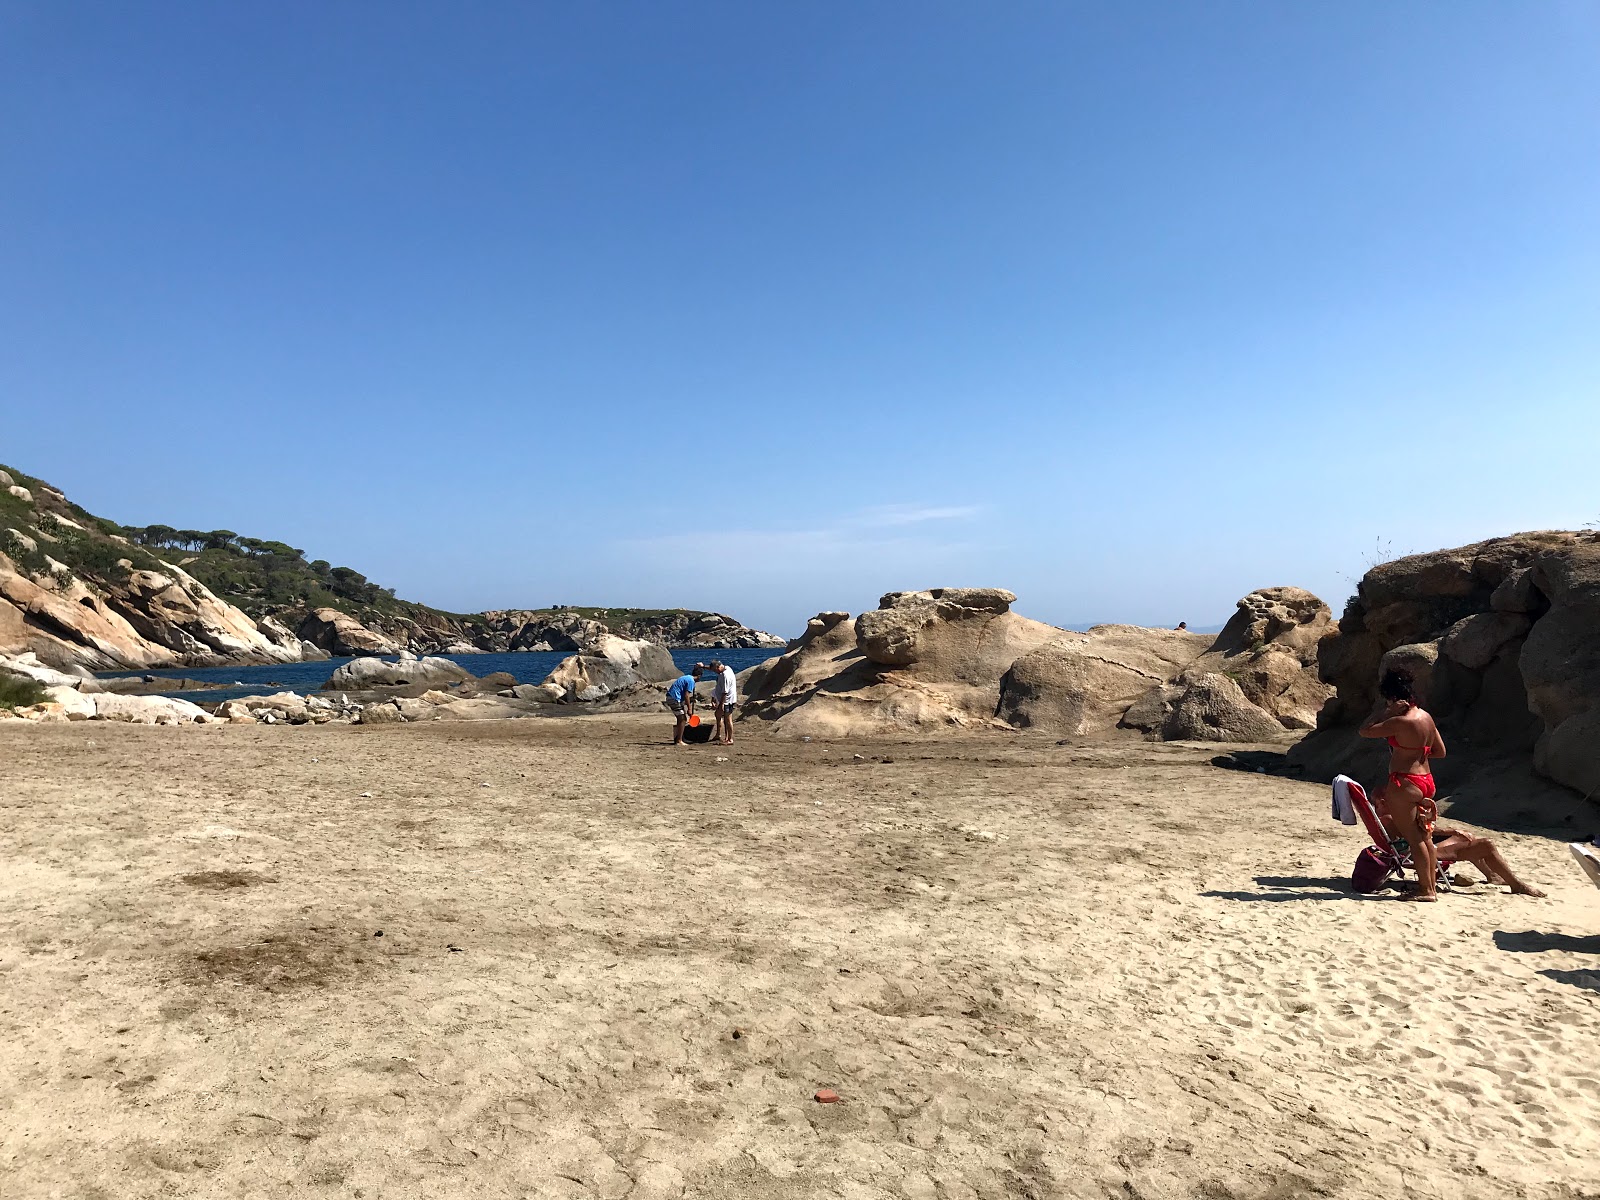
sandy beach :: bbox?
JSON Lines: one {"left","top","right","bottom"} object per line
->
{"left": 2, "top": 717, "right": 1597, "bottom": 1199}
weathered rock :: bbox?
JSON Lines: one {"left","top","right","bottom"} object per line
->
{"left": 325, "top": 654, "right": 473, "bottom": 690}
{"left": 856, "top": 588, "right": 1020, "bottom": 667}
{"left": 1521, "top": 542, "right": 1600, "bottom": 731}
{"left": 394, "top": 696, "right": 438, "bottom": 721}
{"left": 1535, "top": 710, "right": 1600, "bottom": 801}
{"left": 43, "top": 684, "right": 96, "bottom": 720}
{"left": 358, "top": 700, "right": 405, "bottom": 724}
{"left": 217, "top": 692, "right": 310, "bottom": 723}
{"left": 541, "top": 635, "right": 676, "bottom": 701}
{"left": 1208, "top": 587, "right": 1331, "bottom": 660}
{"left": 998, "top": 627, "right": 1211, "bottom": 736}
{"left": 508, "top": 682, "right": 566, "bottom": 703}
{"left": 0, "top": 652, "right": 92, "bottom": 689}
{"left": 1160, "top": 673, "right": 1284, "bottom": 742}
{"left": 1490, "top": 568, "right": 1544, "bottom": 614}
{"left": 298, "top": 608, "right": 399, "bottom": 657}
{"left": 1178, "top": 588, "right": 1334, "bottom": 730}
{"left": 90, "top": 693, "right": 212, "bottom": 725}
{"left": 431, "top": 698, "right": 525, "bottom": 721}
{"left": 1441, "top": 612, "right": 1532, "bottom": 671}
{"left": 1119, "top": 685, "right": 1183, "bottom": 733}
{"left": 1290, "top": 532, "right": 1600, "bottom": 806}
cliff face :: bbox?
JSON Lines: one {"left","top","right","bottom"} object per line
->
{"left": 0, "top": 463, "right": 783, "bottom": 668}
{"left": 1288, "top": 531, "right": 1600, "bottom": 804}
{"left": 0, "top": 468, "right": 313, "bottom": 669}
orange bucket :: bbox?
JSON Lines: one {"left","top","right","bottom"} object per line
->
{"left": 688, "top": 714, "right": 701, "bottom": 728}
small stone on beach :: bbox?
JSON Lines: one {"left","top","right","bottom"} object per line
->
{"left": 814, "top": 1088, "right": 840, "bottom": 1104}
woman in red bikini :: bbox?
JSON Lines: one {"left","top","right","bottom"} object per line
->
{"left": 1360, "top": 669, "right": 1447, "bottom": 901}
{"left": 1358, "top": 669, "right": 1545, "bottom": 900}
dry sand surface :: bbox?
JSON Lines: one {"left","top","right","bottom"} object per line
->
{"left": 2, "top": 716, "right": 1598, "bottom": 1200}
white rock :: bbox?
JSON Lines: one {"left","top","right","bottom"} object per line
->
{"left": 43, "top": 685, "right": 96, "bottom": 720}
{"left": 1, "top": 652, "right": 89, "bottom": 689}
{"left": 91, "top": 693, "right": 210, "bottom": 725}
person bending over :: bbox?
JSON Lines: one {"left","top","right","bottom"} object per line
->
{"left": 1359, "top": 670, "right": 1447, "bottom": 902}
{"left": 665, "top": 670, "right": 698, "bottom": 746}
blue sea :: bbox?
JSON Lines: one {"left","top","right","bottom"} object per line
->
{"left": 96, "top": 647, "right": 783, "bottom": 704}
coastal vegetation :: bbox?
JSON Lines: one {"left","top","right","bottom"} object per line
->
{"left": 0, "top": 671, "right": 47, "bottom": 711}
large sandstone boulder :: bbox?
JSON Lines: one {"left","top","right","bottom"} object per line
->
{"left": 1177, "top": 587, "right": 1334, "bottom": 730}
{"left": 997, "top": 626, "right": 1212, "bottom": 736}
{"left": 854, "top": 588, "right": 1060, "bottom": 720}
{"left": 742, "top": 587, "right": 1332, "bottom": 740}
{"left": 540, "top": 634, "right": 676, "bottom": 702}
{"left": 324, "top": 652, "right": 473, "bottom": 690}
{"left": 1289, "top": 532, "right": 1600, "bottom": 805}
{"left": 1160, "top": 674, "right": 1285, "bottom": 743}
{"left": 297, "top": 608, "right": 399, "bottom": 657}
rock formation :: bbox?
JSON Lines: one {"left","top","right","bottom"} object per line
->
{"left": 996, "top": 625, "right": 1215, "bottom": 736}
{"left": 297, "top": 608, "right": 400, "bottom": 657}
{"left": 481, "top": 609, "right": 784, "bottom": 652}
{"left": 1289, "top": 531, "right": 1600, "bottom": 801}
{"left": 540, "top": 634, "right": 677, "bottom": 702}
{"left": 323, "top": 651, "right": 475, "bottom": 691}
{"left": 740, "top": 587, "right": 1329, "bottom": 741}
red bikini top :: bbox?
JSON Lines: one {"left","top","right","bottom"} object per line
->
{"left": 1386, "top": 735, "right": 1432, "bottom": 757}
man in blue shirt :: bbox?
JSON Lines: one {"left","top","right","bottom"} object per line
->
{"left": 665, "top": 671, "right": 698, "bottom": 745}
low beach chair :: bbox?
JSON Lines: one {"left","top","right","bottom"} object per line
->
{"left": 1333, "top": 774, "right": 1455, "bottom": 895}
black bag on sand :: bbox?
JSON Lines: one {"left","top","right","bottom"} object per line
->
{"left": 683, "top": 723, "right": 715, "bottom": 744}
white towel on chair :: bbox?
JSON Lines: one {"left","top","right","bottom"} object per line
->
{"left": 1331, "top": 775, "right": 1359, "bottom": 826}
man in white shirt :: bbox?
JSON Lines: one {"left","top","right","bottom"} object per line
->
{"left": 704, "top": 658, "right": 737, "bottom": 746}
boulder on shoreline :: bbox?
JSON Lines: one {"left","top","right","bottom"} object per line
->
{"left": 323, "top": 651, "right": 473, "bottom": 691}
{"left": 540, "top": 634, "right": 677, "bottom": 702}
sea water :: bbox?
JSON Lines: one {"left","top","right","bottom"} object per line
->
{"left": 95, "top": 647, "right": 783, "bottom": 705}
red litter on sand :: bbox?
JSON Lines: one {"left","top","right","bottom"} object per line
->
{"left": 814, "top": 1088, "right": 841, "bottom": 1104}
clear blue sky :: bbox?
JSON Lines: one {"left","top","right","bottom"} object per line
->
{"left": 4, "top": 3, "right": 1597, "bottom": 637}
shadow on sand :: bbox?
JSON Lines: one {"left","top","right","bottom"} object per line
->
{"left": 1201, "top": 875, "right": 1358, "bottom": 903}
{"left": 1539, "top": 969, "right": 1600, "bottom": 994}
{"left": 1493, "top": 930, "right": 1600, "bottom": 955}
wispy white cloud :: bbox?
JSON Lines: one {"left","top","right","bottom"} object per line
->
{"left": 843, "top": 504, "right": 983, "bottom": 528}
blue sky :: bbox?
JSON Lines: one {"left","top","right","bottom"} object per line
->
{"left": 3, "top": 3, "right": 1597, "bottom": 636}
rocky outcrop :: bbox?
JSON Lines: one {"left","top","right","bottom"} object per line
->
{"left": 297, "top": 608, "right": 400, "bottom": 657}
{"left": 0, "top": 469, "right": 310, "bottom": 671}
{"left": 1288, "top": 531, "right": 1600, "bottom": 802}
{"left": 1173, "top": 587, "right": 1335, "bottom": 730}
{"left": 480, "top": 609, "right": 784, "bottom": 651}
{"left": 743, "top": 589, "right": 1070, "bottom": 737}
{"left": 1159, "top": 673, "right": 1286, "bottom": 742}
{"left": 0, "top": 546, "right": 306, "bottom": 671}
{"left": 997, "top": 626, "right": 1214, "bottom": 736}
{"left": 617, "top": 611, "right": 786, "bottom": 649}
{"left": 541, "top": 635, "right": 677, "bottom": 702}
{"left": 323, "top": 651, "right": 474, "bottom": 691}
{"left": 742, "top": 587, "right": 1330, "bottom": 742}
